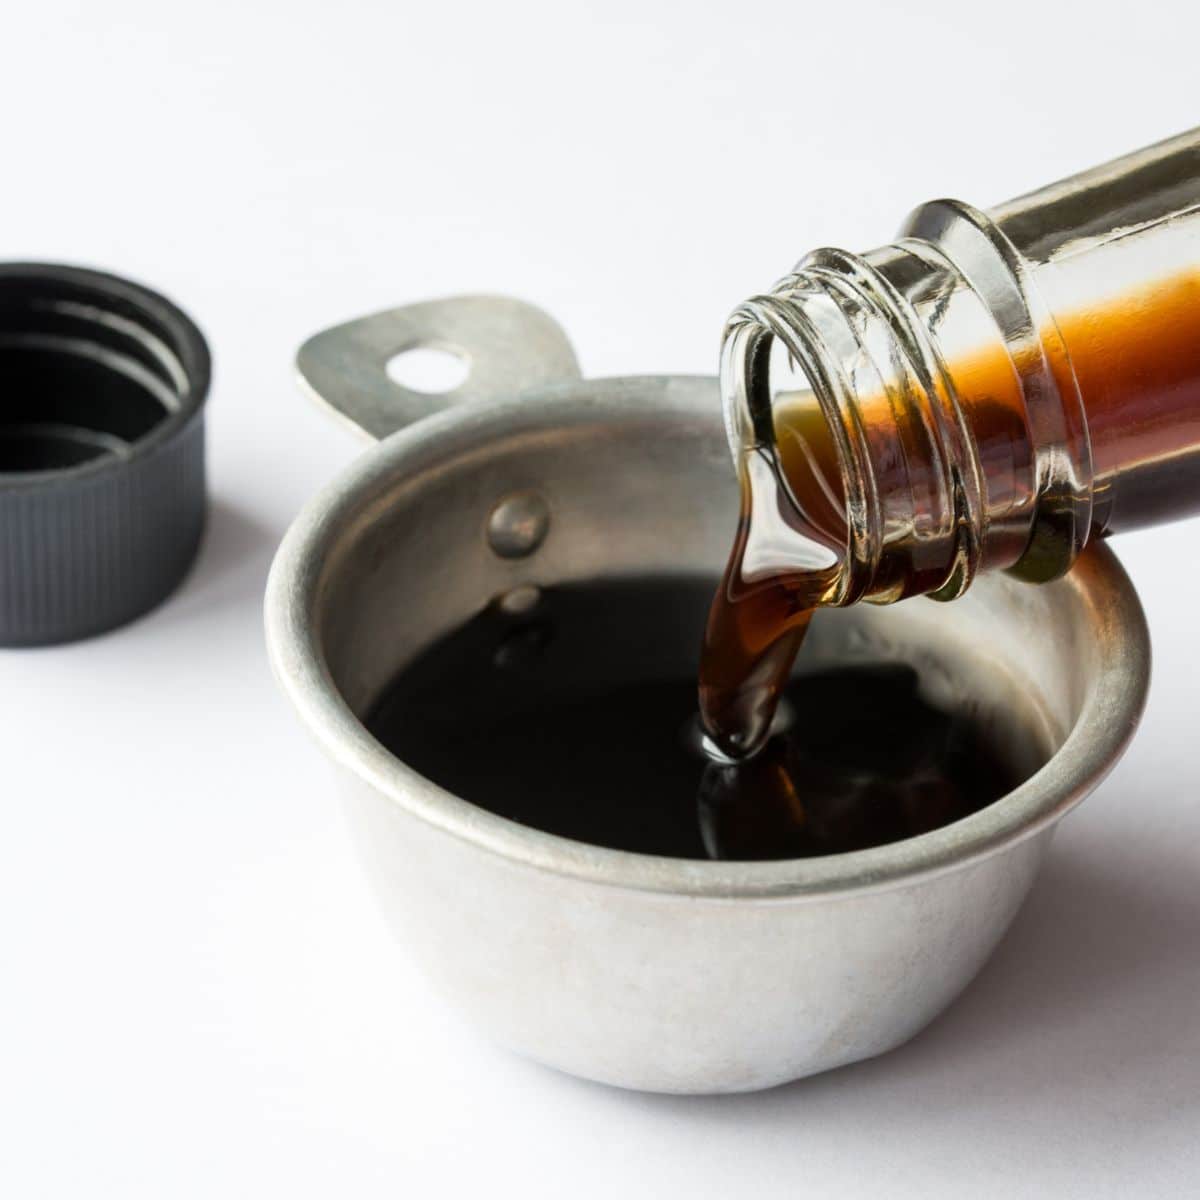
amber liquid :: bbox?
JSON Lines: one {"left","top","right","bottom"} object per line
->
{"left": 366, "top": 579, "right": 1026, "bottom": 860}
{"left": 700, "top": 273, "right": 1200, "bottom": 759}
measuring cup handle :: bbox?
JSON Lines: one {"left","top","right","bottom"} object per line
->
{"left": 295, "top": 295, "right": 582, "bottom": 442}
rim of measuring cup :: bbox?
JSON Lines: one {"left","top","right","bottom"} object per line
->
{"left": 265, "top": 380, "right": 1151, "bottom": 902}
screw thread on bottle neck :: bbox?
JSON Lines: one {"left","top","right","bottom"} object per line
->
{"left": 721, "top": 205, "right": 1094, "bottom": 609}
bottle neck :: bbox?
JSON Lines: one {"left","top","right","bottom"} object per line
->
{"left": 724, "top": 128, "right": 1200, "bottom": 607}
{"left": 722, "top": 201, "right": 1093, "bottom": 608}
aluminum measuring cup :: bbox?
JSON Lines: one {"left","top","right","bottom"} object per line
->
{"left": 266, "top": 296, "right": 1149, "bottom": 1093}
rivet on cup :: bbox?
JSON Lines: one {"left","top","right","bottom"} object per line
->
{"left": 486, "top": 491, "right": 550, "bottom": 558}
{"left": 497, "top": 583, "right": 543, "bottom": 615}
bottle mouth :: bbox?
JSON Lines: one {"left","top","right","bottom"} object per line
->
{"left": 721, "top": 290, "right": 869, "bottom": 609}
{"left": 727, "top": 324, "right": 849, "bottom": 593}
{"left": 721, "top": 249, "right": 994, "bottom": 609}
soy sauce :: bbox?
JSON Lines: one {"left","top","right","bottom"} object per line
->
{"left": 366, "top": 578, "right": 1027, "bottom": 861}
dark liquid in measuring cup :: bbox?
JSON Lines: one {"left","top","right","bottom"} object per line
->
{"left": 367, "top": 578, "right": 1026, "bottom": 861}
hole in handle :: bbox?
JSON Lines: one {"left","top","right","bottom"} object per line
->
{"left": 385, "top": 344, "right": 470, "bottom": 395}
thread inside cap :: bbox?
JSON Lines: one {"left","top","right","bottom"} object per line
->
{"left": 0, "top": 273, "right": 193, "bottom": 474}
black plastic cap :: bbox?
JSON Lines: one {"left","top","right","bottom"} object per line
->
{"left": 0, "top": 263, "right": 210, "bottom": 645}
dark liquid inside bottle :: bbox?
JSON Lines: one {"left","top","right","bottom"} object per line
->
{"left": 367, "top": 578, "right": 1027, "bottom": 861}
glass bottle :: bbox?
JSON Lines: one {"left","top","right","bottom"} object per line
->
{"left": 701, "top": 128, "right": 1200, "bottom": 758}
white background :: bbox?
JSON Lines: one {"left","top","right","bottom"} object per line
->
{"left": 2, "top": 2, "right": 1198, "bottom": 1195}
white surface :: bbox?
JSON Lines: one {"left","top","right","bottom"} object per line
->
{"left": 2, "top": 2, "right": 1197, "bottom": 1195}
